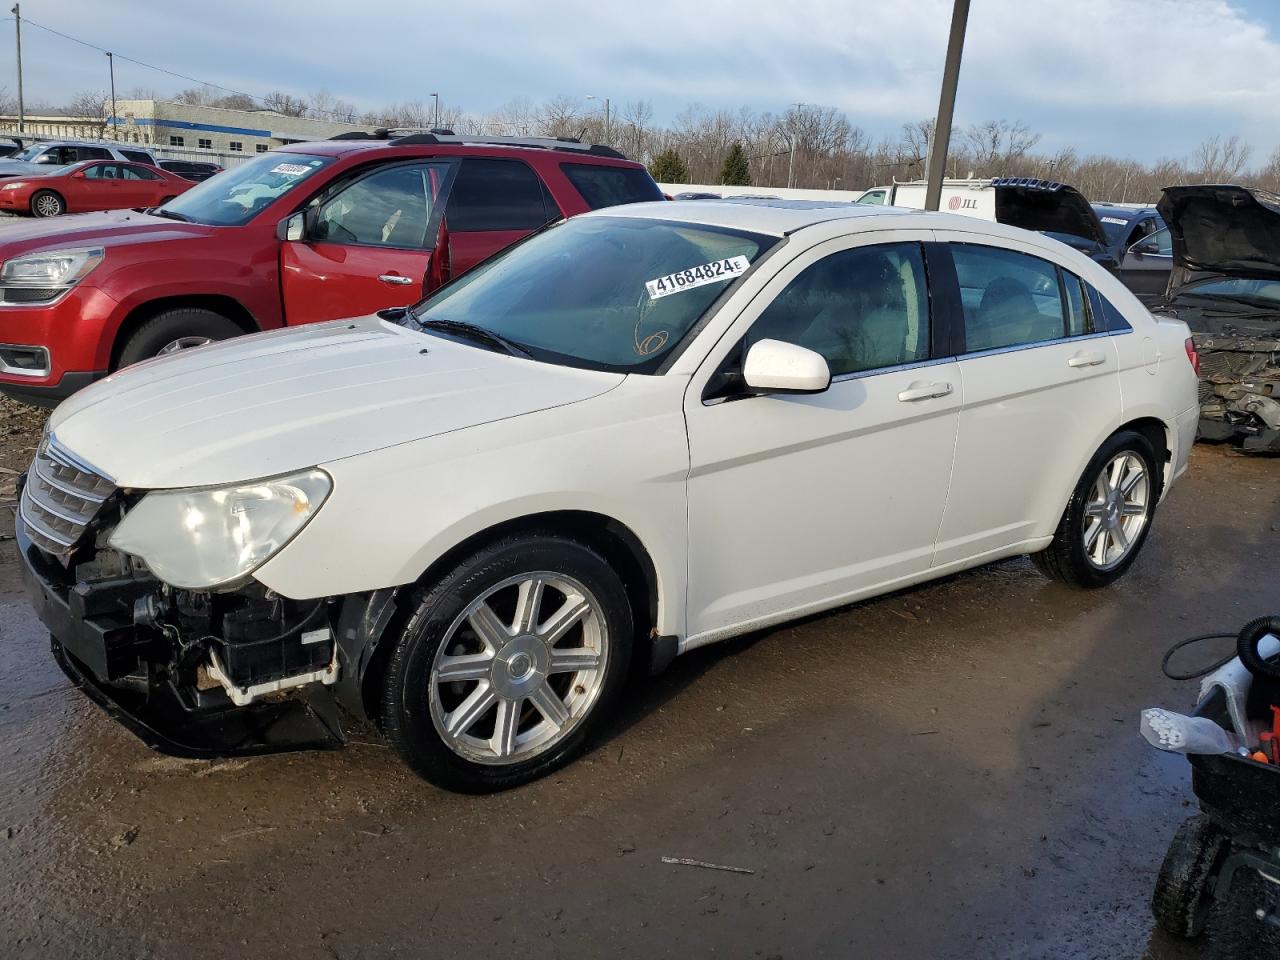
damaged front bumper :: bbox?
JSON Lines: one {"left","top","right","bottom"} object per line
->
{"left": 1194, "top": 331, "right": 1280, "bottom": 453}
{"left": 17, "top": 519, "right": 349, "bottom": 758}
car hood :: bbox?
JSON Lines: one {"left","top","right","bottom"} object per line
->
{"left": 992, "top": 179, "right": 1109, "bottom": 248}
{"left": 1157, "top": 185, "right": 1280, "bottom": 286}
{"left": 0, "top": 208, "right": 217, "bottom": 258}
{"left": 48, "top": 315, "right": 626, "bottom": 489}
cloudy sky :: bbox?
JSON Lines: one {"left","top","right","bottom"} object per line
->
{"left": 6, "top": 0, "right": 1280, "bottom": 164}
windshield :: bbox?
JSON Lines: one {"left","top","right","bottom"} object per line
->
{"left": 410, "top": 216, "right": 776, "bottom": 372}
{"left": 1177, "top": 277, "right": 1280, "bottom": 308}
{"left": 10, "top": 144, "right": 45, "bottom": 162}
{"left": 158, "top": 152, "right": 333, "bottom": 226}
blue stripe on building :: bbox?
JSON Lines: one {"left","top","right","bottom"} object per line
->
{"left": 108, "top": 116, "right": 273, "bottom": 138}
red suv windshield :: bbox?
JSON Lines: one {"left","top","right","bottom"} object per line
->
{"left": 160, "top": 152, "right": 333, "bottom": 226}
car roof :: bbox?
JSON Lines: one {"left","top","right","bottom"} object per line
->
{"left": 277, "top": 138, "right": 646, "bottom": 168}
{"left": 580, "top": 197, "right": 1045, "bottom": 240}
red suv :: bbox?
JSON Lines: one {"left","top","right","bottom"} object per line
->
{"left": 0, "top": 132, "right": 663, "bottom": 405}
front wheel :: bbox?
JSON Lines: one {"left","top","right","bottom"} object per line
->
{"left": 381, "top": 533, "right": 633, "bottom": 792}
{"left": 1032, "top": 429, "right": 1160, "bottom": 588}
{"left": 30, "top": 190, "right": 65, "bottom": 217}
{"left": 117, "top": 308, "right": 243, "bottom": 367}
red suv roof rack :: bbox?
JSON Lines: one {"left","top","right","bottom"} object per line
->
{"left": 329, "top": 128, "right": 626, "bottom": 159}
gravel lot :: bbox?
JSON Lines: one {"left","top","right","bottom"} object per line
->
{"left": 0, "top": 396, "right": 1276, "bottom": 958}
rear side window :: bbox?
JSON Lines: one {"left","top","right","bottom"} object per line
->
{"left": 122, "top": 164, "right": 162, "bottom": 181}
{"left": 560, "top": 163, "right": 663, "bottom": 209}
{"left": 120, "top": 150, "right": 153, "bottom": 165}
{"left": 748, "top": 242, "right": 931, "bottom": 376}
{"left": 446, "top": 158, "right": 553, "bottom": 232}
{"left": 78, "top": 146, "right": 111, "bottom": 161}
{"left": 1087, "top": 285, "right": 1133, "bottom": 333}
{"left": 951, "top": 244, "right": 1068, "bottom": 352}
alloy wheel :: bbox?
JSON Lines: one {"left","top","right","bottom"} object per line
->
{"left": 33, "top": 195, "right": 62, "bottom": 217}
{"left": 429, "top": 572, "right": 609, "bottom": 765}
{"left": 155, "top": 336, "right": 213, "bottom": 356}
{"left": 1082, "top": 451, "right": 1150, "bottom": 570}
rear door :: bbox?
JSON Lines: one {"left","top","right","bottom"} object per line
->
{"left": 117, "top": 163, "right": 166, "bottom": 206}
{"left": 929, "top": 233, "right": 1123, "bottom": 566}
{"left": 442, "top": 158, "right": 560, "bottom": 277}
{"left": 280, "top": 160, "right": 455, "bottom": 326}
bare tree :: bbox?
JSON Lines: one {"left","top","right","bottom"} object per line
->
{"left": 536, "top": 95, "right": 584, "bottom": 139}
{"left": 212, "top": 94, "right": 258, "bottom": 111}
{"left": 0, "top": 85, "right": 14, "bottom": 115}
{"left": 308, "top": 89, "right": 359, "bottom": 123}
{"left": 963, "top": 119, "right": 1041, "bottom": 172}
{"left": 263, "top": 90, "right": 308, "bottom": 118}
{"left": 1192, "top": 135, "right": 1251, "bottom": 183}
{"left": 67, "top": 90, "right": 109, "bottom": 137}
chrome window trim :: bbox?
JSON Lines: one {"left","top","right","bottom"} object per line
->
{"left": 955, "top": 328, "right": 1130, "bottom": 363}
{"left": 0, "top": 343, "right": 50, "bottom": 377}
{"left": 830, "top": 353, "right": 956, "bottom": 383}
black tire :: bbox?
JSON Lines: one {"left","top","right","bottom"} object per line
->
{"left": 1152, "top": 814, "right": 1228, "bottom": 938}
{"left": 1208, "top": 853, "right": 1280, "bottom": 959}
{"left": 1031, "top": 429, "right": 1160, "bottom": 588}
{"left": 117, "top": 308, "right": 243, "bottom": 368}
{"left": 30, "top": 189, "right": 64, "bottom": 217}
{"left": 381, "top": 532, "right": 633, "bottom": 793}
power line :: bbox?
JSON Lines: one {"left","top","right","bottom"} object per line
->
{"left": 0, "top": 13, "right": 366, "bottom": 123}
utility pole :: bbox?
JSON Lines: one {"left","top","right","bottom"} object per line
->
{"left": 430, "top": 92, "right": 439, "bottom": 130}
{"left": 105, "top": 52, "right": 117, "bottom": 140}
{"left": 11, "top": 3, "right": 24, "bottom": 133}
{"left": 587, "top": 95, "right": 610, "bottom": 144}
{"left": 924, "top": 0, "right": 970, "bottom": 211}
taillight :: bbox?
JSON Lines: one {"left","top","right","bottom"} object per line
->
{"left": 1184, "top": 337, "right": 1200, "bottom": 376}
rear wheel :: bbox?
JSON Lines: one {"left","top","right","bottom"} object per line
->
{"left": 117, "top": 308, "right": 243, "bottom": 367}
{"left": 1032, "top": 429, "right": 1159, "bottom": 588}
{"left": 1152, "top": 814, "right": 1228, "bottom": 938}
{"left": 30, "top": 190, "right": 64, "bottom": 217}
{"left": 381, "top": 533, "right": 633, "bottom": 792}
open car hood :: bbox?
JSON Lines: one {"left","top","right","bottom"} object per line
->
{"left": 1158, "top": 185, "right": 1280, "bottom": 284}
{"left": 992, "top": 179, "right": 1109, "bottom": 249}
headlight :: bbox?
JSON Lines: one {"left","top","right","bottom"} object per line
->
{"left": 0, "top": 247, "right": 105, "bottom": 287}
{"left": 1, "top": 182, "right": 24, "bottom": 191}
{"left": 108, "top": 469, "right": 332, "bottom": 590}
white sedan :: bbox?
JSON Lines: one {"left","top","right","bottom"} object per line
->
{"left": 18, "top": 199, "right": 1200, "bottom": 791}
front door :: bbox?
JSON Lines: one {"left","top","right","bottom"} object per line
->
{"left": 684, "top": 233, "right": 961, "bottom": 643}
{"left": 280, "top": 161, "right": 454, "bottom": 326}
{"left": 930, "top": 234, "right": 1124, "bottom": 566}
{"left": 1118, "top": 227, "right": 1173, "bottom": 301}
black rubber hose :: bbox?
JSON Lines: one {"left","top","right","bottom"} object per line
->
{"left": 1236, "top": 616, "right": 1280, "bottom": 680}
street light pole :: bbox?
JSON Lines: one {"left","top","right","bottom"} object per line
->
{"left": 105, "top": 51, "right": 117, "bottom": 140}
{"left": 11, "top": 3, "right": 24, "bottom": 133}
{"left": 430, "top": 92, "right": 439, "bottom": 130}
{"left": 924, "top": 0, "right": 971, "bottom": 211}
{"left": 586, "top": 95, "right": 610, "bottom": 144}
{"left": 787, "top": 102, "right": 806, "bottom": 189}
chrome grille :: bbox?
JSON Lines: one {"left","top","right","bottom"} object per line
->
{"left": 20, "top": 435, "right": 115, "bottom": 556}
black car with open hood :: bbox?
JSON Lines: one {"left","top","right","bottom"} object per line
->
{"left": 1155, "top": 184, "right": 1280, "bottom": 452}
{"left": 991, "top": 178, "right": 1118, "bottom": 272}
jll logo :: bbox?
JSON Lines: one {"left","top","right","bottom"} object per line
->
{"left": 948, "top": 197, "right": 978, "bottom": 210}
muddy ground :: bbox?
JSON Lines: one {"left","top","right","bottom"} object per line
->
{"left": 1, "top": 398, "right": 1276, "bottom": 959}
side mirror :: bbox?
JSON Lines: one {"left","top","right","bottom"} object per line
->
{"left": 278, "top": 211, "right": 306, "bottom": 242}
{"left": 71, "top": 171, "right": 86, "bottom": 180}
{"left": 34, "top": 154, "right": 55, "bottom": 164}
{"left": 742, "top": 339, "right": 831, "bottom": 395}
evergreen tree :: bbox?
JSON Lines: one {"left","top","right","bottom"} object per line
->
{"left": 719, "top": 142, "right": 751, "bottom": 186}
{"left": 648, "top": 148, "right": 689, "bottom": 184}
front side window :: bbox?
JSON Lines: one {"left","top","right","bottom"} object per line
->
{"left": 159, "top": 151, "right": 333, "bottom": 226}
{"left": 411, "top": 216, "right": 774, "bottom": 372}
{"left": 313, "top": 162, "right": 448, "bottom": 248}
{"left": 560, "top": 163, "right": 663, "bottom": 209}
{"left": 1131, "top": 227, "right": 1172, "bottom": 258}
{"left": 856, "top": 190, "right": 887, "bottom": 205}
{"left": 952, "top": 244, "right": 1068, "bottom": 352}
{"left": 747, "top": 242, "right": 931, "bottom": 376}
{"left": 446, "top": 158, "right": 553, "bottom": 232}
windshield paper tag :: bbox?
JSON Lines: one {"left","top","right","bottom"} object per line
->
{"left": 1100, "top": 216, "right": 1128, "bottom": 226}
{"left": 271, "top": 163, "right": 312, "bottom": 177}
{"left": 646, "top": 256, "right": 750, "bottom": 299}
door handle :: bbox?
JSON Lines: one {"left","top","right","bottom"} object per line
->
{"left": 1067, "top": 350, "right": 1106, "bottom": 368}
{"left": 897, "top": 381, "right": 953, "bottom": 403}
{"left": 378, "top": 274, "right": 414, "bottom": 286}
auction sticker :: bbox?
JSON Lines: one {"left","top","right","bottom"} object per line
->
{"left": 1100, "top": 216, "right": 1128, "bottom": 226}
{"left": 646, "top": 256, "right": 750, "bottom": 299}
{"left": 271, "top": 163, "right": 313, "bottom": 177}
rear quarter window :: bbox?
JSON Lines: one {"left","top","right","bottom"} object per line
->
{"left": 1087, "top": 285, "right": 1134, "bottom": 333}
{"left": 560, "top": 163, "right": 663, "bottom": 209}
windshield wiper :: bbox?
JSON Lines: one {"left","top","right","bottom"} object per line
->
{"left": 413, "top": 318, "right": 532, "bottom": 358}
{"left": 150, "top": 208, "right": 193, "bottom": 223}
